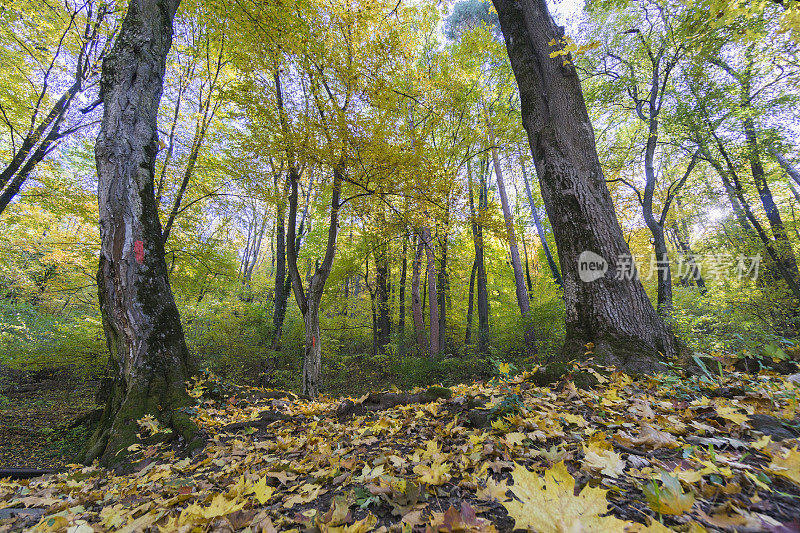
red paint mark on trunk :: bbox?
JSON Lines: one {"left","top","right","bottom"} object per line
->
{"left": 312, "top": 336, "right": 316, "bottom": 347}
{"left": 134, "top": 240, "right": 145, "bottom": 264}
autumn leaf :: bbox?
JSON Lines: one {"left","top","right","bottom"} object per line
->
{"left": 767, "top": 447, "right": 800, "bottom": 485}
{"left": 582, "top": 443, "right": 626, "bottom": 478}
{"left": 501, "top": 461, "right": 628, "bottom": 532}
{"left": 247, "top": 476, "right": 275, "bottom": 504}
{"left": 643, "top": 472, "right": 695, "bottom": 515}
{"left": 414, "top": 461, "right": 452, "bottom": 485}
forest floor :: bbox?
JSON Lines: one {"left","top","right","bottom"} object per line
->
{"left": 0, "top": 383, "right": 95, "bottom": 470}
{"left": 1, "top": 363, "right": 800, "bottom": 532}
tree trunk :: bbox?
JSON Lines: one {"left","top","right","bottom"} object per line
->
{"left": 272, "top": 191, "right": 288, "bottom": 348}
{"left": 489, "top": 135, "right": 537, "bottom": 355}
{"left": 411, "top": 234, "right": 425, "bottom": 352}
{"left": 465, "top": 257, "right": 477, "bottom": 345}
{"left": 398, "top": 235, "right": 407, "bottom": 355}
{"left": 520, "top": 154, "right": 562, "bottom": 287}
{"left": 421, "top": 226, "right": 439, "bottom": 357}
{"left": 468, "top": 159, "right": 490, "bottom": 355}
{"left": 707, "top": 138, "right": 800, "bottom": 300}
{"left": 774, "top": 150, "right": 800, "bottom": 189}
{"left": 437, "top": 229, "right": 448, "bottom": 350}
{"left": 641, "top": 115, "right": 673, "bottom": 315}
{"left": 85, "top": 0, "right": 201, "bottom": 468}
{"left": 286, "top": 163, "right": 342, "bottom": 397}
{"left": 375, "top": 240, "right": 391, "bottom": 350}
{"left": 492, "top": 0, "right": 676, "bottom": 370}
{"left": 744, "top": 119, "right": 800, "bottom": 282}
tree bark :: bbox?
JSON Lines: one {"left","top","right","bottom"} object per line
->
{"left": 411, "top": 233, "right": 425, "bottom": 352}
{"left": 489, "top": 131, "right": 537, "bottom": 355}
{"left": 286, "top": 164, "right": 342, "bottom": 397}
{"left": 398, "top": 235, "right": 407, "bottom": 355}
{"left": 774, "top": 151, "right": 800, "bottom": 189}
{"left": 492, "top": 0, "right": 676, "bottom": 370}
{"left": 519, "top": 155, "right": 562, "bottom": 287}
{"left": 375, "top": 239, "right": 391, "bottom": 350}
{"left": 85, "top": 0, "right": 201, "bottom": 468}
{"left": 641, "top": 114, "right": 673, "bottom": 315}
{"left": 468, "top": 159, "right": 490, "bottom": 355}
{"left": 744, "top": 119, "right": 800, "bottom": 282}
{"left": 421, "top": 226, "right": 439, "bottom": 357}
{"left": 465, "top": 257, "right": 477, "bottom": 345}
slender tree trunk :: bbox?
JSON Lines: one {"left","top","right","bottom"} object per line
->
{"left": 641, "top": 116, "right": 673, "bottom": 315}
{"left": 521, "top": 222, "right": 533, "bottom": 293}
{"left": 84, "top": 0, "right": 201, "bottom": 468}
{"left": 437, "top": 228, "right": 448, "bottom": 350}
{"left": 708, "top": 140, "right": 800, "bottom": 300}
{"left": 465, "top": 257, "right": 477, "bottom": 346}
{"left": 468, "top": 159, "right": 490, "bottom": 355}
{"left": 375, "top": 240, "right": 391, "bottom": 350}
{"left": 421, "top": 226, "right": 439, "bottom": 357}
{"left": 492, "top": 0, "right": 676, "bottom": 370}
{"left": 671, "top": 217, "right": 706, "bottom": 293}
{"left": 520, "top": 155, "right": 562, "bottom": 287}
{"left": 286, "top": 164, "right": 342, "bottom": 397}
{"left": 411, "top": 233, "right": 425, "bottom": 352}
{"left": 489, "top": 133, "right": 537, "bottom": 355}
{"left": 774, "top": 151, "right": 800, "bottom": 189}
{"left": 744, "top": 119, "right": 800, "bottom": 281}
{"left": 398, "top": 235, "right": 407, "bottom": 355}
{"left": 272, "top": 191, "right": 287, "bottom": 348}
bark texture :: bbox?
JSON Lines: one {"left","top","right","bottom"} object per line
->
{"left": 492, "top": 0, "right": 676, "bottom": 370}
{"left": 86, "top": 0, "right": 201, "bottom": 468}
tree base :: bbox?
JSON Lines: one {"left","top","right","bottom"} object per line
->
{"left": 80, "top": 377, "right": 204, "bottom": 470}
{"left": 562, "top": 333, "right": 670, "bottom": 375}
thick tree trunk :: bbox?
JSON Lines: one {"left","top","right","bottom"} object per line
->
{"left": 421, "top": 226, "right": 439, "bottom": 357}
{"left": 411, "top": 234, "right": 425, "bottom": 352}
{"left": 85, "top": 0, "right": 201, "bottom": 468}
{"left": 492, "top": 0, "right": 675, "bottom": 370}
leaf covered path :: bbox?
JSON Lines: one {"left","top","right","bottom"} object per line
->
{"left": 1, "top": 368, "right": 799, "bottom": 532}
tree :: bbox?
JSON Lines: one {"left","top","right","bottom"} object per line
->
{"left": 85, "top": 0, "right": 201, "bottom": 467}
{"left": 0, "top": 0, "right": 111, "bottom": 217}
{"left": 491, "top": 0, "right": 676, "bottom": 370}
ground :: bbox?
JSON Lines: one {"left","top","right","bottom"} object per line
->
{"left": 0, "top": 383, "right": 95, "bottom": 470}
{"left": 0, "top": 364, "right": 799, "bottom": 532}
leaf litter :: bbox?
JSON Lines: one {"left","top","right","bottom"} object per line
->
{"left": 1, "top": 366, "right": 799, "bottom": 532}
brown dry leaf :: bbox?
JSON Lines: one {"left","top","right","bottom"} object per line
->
{"left": 627, "top": 424, "right": 678, "bottom": 450}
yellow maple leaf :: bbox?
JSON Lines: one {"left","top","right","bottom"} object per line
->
{"left": 767, "top": 447, "right": 800, "bottom": 485}
{"left": 180, "top": 493, "right": 246, "bottom": 522}
{"left": 501, "top": 462, "right": 628, "bottom": 532}
{"left": 582, "top": 443, "right": 626, "bottom": 478}
{"left": 414, "top": 461, "right": 452, "bottom": 485}
{"left": 248, "top": 476, "right": 275, "bottom": 504}
{"left": 716, "top": 405, "right": 749, "bottom": 425}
